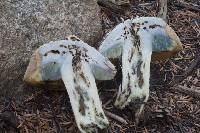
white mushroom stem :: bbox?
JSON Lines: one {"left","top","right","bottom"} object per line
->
{"left": 61, "top": 57, "right": 108, "bottom": 133}
{"left": 115, "top": 43, "right": 151, "bottom": 108}
{"left": 114, "top": 27, "right": 152, "bottom": 119}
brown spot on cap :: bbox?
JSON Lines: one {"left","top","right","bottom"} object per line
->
{"left": 124, "top": 26, "right": 127, "bottom": 30}
{"left": 44, "top": 50, "right": 60, "bottom": 56}
{"left": 51, "top": 50, "right": 60, "bottom": 54}
{"left": 149, "top": 24, "right": 162, "bottom": 29}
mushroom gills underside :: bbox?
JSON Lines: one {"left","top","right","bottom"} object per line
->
{"left": 61, "top": 59, "right": 109, "bottom": 133}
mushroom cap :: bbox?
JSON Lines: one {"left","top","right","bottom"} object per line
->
{"left": 99, "top": 17, "right": 183, "bottom": 61}
{"left": 24, "top": 36, "right": 116, "bottom": 87}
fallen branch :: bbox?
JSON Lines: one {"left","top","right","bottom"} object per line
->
{"left": 174, "top": 0, "right": 200, "bottom": 12}
{"left": 171, "top": 85, "right": 200, "bottom": 99}
{"left": 105, "top": 110, "right": 128, "bottom": 124}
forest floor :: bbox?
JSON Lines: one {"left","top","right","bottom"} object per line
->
{"left": 0, "top": 0, "right": 200, "bottom": 133}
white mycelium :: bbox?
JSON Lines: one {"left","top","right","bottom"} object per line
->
{"left": 26, "top": 36, "right": 116, "bottom": 133}
{"left": 99, "top": 17, "right": 178, "bottom": 120}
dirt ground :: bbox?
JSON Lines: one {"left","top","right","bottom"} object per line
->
{"left": 0, "top": 0, "right": 200, "bottom": 132}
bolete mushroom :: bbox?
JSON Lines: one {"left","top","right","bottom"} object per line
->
{"left": 24, "top": 35, "right": 116, "bottom": 133}
{"left": 99, "top": 17, "right": 182, "bottom": 121}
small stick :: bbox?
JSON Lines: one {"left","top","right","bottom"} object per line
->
{"left": 174, "top": 0, "right": 200, "bottom": 12}
{"left": 171, "top": 85, "right": 200, "bottom": 99}
{"left": 105, "top": 110, "right": 128, "bottom": 124}
{"left": 170, "top": 53, "right": 200, "bottom": 86}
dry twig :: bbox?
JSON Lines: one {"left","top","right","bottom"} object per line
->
{"left": 105, "top": 110, "right": 128, "bottom": 124}
{"left": 171, "top": 85, "right": 200, "bottom": 99}
{"left": 174, "top": 0, "right": 200, "bottom": 12}
{"left": 170, "top": 53, "right": 200, "bottom": 86}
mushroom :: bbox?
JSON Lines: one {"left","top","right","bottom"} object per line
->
{"left": 99, "top": 17, "right": 182, "bottom": 121}
{"left": 24, "top": 35, "right": 116, "bottom": 133}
